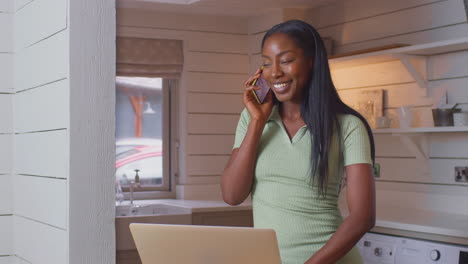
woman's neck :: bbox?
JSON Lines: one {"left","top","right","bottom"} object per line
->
{"left": 279, "top": 102, "right": 303, "bottom": 122}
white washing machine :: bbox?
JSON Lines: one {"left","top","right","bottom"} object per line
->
{"left": 357, "top": 232, "right": 468, "bottom": 264}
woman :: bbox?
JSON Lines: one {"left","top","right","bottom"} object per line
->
{"left": 221, "top": 20, "right": 376, "bottom": 264}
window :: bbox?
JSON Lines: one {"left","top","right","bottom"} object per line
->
{"left": 115, "top": 77, "right": 178, "bottom": 199}
{"left": 116, "top": 37, "right": 183, "bottom": 199}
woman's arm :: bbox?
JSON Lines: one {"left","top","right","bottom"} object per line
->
{"left": 221, "top": 120, "right": 266, "bottom": 205}
{"left": 221, "top": 69, "right": 274, "bottom": 206}
{"left": 305, "top": 163, "right": 376, "bottom": 264}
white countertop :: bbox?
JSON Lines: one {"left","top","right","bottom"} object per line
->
{"left": 118, "top": 200, "right": 468, "bottom": 239}
{"left": 341, "top": 205, "right": 468, "bottom": 239}
{"left": 117, "top": 199, "right": 252, "bottom": 213}
{"left": 374, "top": 206, "right": 468, "bottom": 239}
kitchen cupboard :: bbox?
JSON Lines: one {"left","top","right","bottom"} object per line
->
{"left": 192, "top": 209, "right": 253, "bottom": 227}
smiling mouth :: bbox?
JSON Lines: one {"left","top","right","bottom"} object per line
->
{"left": 272, "top": 81, "right": 291, "bottom": 93}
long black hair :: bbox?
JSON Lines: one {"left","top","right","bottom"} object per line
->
{"left": 261, "top": 20, "right": 375, "bottom": 196}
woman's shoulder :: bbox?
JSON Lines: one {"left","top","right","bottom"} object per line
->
{"left": 337, "top": 113, "right": 364, "bottom": 125}
{"left": 337, "top": 114, "right": 368, "bottom": 135}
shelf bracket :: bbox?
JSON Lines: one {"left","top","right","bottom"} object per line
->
{"left": 395, "top": 133, "right": 430, "bottom": 175}
{"left": 395, "top": 54, "right": 429, "bottom": 97}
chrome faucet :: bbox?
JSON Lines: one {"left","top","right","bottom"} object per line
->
{"left": 129, "top": 169, "right": 141, "bottom": 205}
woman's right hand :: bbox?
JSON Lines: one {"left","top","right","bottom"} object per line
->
{"left": 243, "top": 68, "right": 274, "bottom": 124}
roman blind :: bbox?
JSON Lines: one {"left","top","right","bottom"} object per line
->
{"left": 117, "top": 37, "right": 183, "bottom": 79}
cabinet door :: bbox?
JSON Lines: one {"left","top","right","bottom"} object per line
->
{"left": 192, "top": 210, "right": 253, "bottom": 227}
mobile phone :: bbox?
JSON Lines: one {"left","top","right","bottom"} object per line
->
{"left": 251, "top": 75, "right": 271, "bottom": 104}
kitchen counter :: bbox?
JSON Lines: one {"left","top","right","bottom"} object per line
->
{"left": 118, "top": 200, "right": 468, "bottom": 244}
{"left": 117, "top": 199, "right": 252, "bottom": 213}
{"left": 342, "top": 205, "right": 468, "bottom": 245}
{"left": 374, "top": 206, "right": 468, "bottom": 239}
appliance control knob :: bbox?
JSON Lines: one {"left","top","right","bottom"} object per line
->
{"left": 374, "top": 247, "right": 383, "bottom": 256}
{"left": 430, "top": 249, "right": 441, "bottom": 261}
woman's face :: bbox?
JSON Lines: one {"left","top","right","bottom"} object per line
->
{"left": 261, "top": 33, "right": 313, "bottom": 103}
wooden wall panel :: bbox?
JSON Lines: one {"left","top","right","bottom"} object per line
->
{"left": 0, "top": 216, "right": 12, "bottom": 256}
{"left": 186, "top": 52, "right": 248, "bottom": 74}
{"left": 180, "top": 175, "right": 221, "bottom": 185}
{"left": 249, "top": 32, "right": 265, "bottom": 55}
{"left": 0, "top": 134, "right": 12, "bottom": 174}
{"left": 0, "top": 54, "right": 13, "bottom": 92}
{"left": 374, "top": 134, "right": 414, "bottom": 157}
{"left": 117, "top": 9, "right": 247, "bottom": 34}
{"left": 15, "top": 130, "right": 68, "bottom": 178}
{"left": 14, "top": 31, "right": 68, "bottom": 91}
{"left": 14, "top": 175, "right": 67, "bottom": 229}
{"left": 0, "top": 174, "right": 12, "bottom": 215}
{"left": 118, "top": 26, "right": 249, "bottom": 54}
{"left": 0, "top": 0, "right": 14, "bottom": 12}
{"left": 247, "top": 8, "right": 283, "bottom": 34}
{"left": 14, "top": 0, "right": 67, "bottom": 49}
{"left": 14, "top": 79, "right": 68, "bottom": 133}
{"left": 187, "top": 114, "right": 238, "bottom": 134}
{"left": 185, "top": 72, "right": 246, "bottom": 94}
{"left": 374, "top": 181, "right": 468, "bottom": 215}
{"left": 429, "top": 50, "right": 468, "bottom": 80}
{"left": 431, "top": 77, "right": 468, "bottom": 106}
{"left": 377, "top": 157, "right": 468, "bottom": 186}
{"left": 332, "top": 60, "right": 414, "bottom": 89}
{"left": 176, "top": 183, "right": 223, "bottom": 200}
{"left": 14, "top": 0, "right": 32, "bottom": 11}
{"left": 428, "top": 133, "right": 468, "bottom": 158}
{"left": 187, "top": 155, "right": 230, "bottom": 176}
{"left": 247, "top": 9, "right": 283, "bottom": 73}
{"left": 250, "top": 54, "right": 263, "bottom": 73}
{"left": 0, "top": 0, "right": 14, "bottom": 264}
{"left": 0, "top": 13, "right": 13, "bottom": 52}
{"left": 334, "top": 23, "right": 468, "bottom": 55}
{"left": 338, "top": 83, "right": 432, "bottom": 109}
{"left": 0, "top": 94, "right": 13, "bottom": 134}
{"left": 375, "top": 133, "right": 468, "bottom": 158}
{"left": 0, "top": 256, "right": 16, "bottom": 264}
{"left": 187, "top": 135, "right": 234, "bottom": 155}
{"left": 384, "top": 106, "right": 435, "bottom": 127}
{"left": 187, "top": 93, "right": 243, "bottom": 114}
{"left": 308, "top": 0, "right": 439, "bottom": 29}
{"left": 14, "top": 216, "right": 67, "bottom": 264}
{"left": 187, "top": 33, "right": 248, "bottom": 54}
{"left": 318, "top": 0, "right": 465, "bottom": 47}
{"left": 338, "top": 77, "right": 468, "bottom": 111}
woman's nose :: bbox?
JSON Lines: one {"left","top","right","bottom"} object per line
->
{"left": 271, "top": 63, "right": 283, "bottom": 78}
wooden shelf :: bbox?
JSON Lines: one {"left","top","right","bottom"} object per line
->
{"left": 329, "top": 37, "right": 468, "bottom": 69}
{"left": 373, "top": 126, "right": 468, "bottom": 134}
{"left": 329, "top": 37, "right": 468, "bottom": 96}
{"left": 373, "top": 126, "right": 468, "bottom": 168}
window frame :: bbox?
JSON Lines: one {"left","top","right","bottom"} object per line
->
{"left": 120, "top": 78, "right": 178, "bottom": 199}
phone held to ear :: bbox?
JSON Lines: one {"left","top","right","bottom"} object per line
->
{"left": 250, "top": 72, "right": 271, "bottom": 104}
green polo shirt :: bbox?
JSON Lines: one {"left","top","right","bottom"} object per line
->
{"left": 232, "top": 105, "right": 372, "bottom": 264}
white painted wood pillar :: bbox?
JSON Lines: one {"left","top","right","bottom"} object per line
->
{"left": 68, "top": 0, "right": 116, "bottom": 263}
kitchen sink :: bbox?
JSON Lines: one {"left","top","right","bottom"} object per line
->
{"left": 116, "top": 203, "right": 191, "bottom": 217}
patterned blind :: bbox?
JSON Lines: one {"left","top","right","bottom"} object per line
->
{"left": 117, "top": 37, "right": 183, "bottom": 78}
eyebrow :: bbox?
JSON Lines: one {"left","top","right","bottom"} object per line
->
{"left": 261, "top": 50, "right": 294, "bottom": 59}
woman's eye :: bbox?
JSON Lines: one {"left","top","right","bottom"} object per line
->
{"left": 280, "top": 60, "right": 292, "bottom": 64}
{"left": 262, "top": 63, "right": 271, "bottom": 67}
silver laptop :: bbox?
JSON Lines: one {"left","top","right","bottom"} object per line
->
{"left": 130, "top": 223, "right": 281, "bottom": 264}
